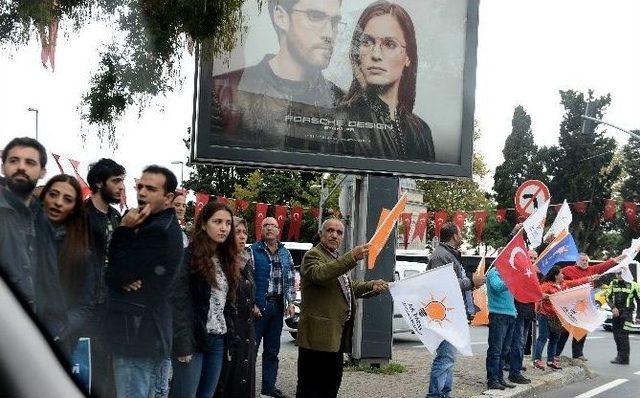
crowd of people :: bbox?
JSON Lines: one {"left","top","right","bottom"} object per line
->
{"left": 424, "top": 221, "right": 638, "bottom": 398}
{"left": 0, "top": 136, "right": 389, "bottom": 398}
{"left": 2, "top": 135, "right": 640, "bottom": 398}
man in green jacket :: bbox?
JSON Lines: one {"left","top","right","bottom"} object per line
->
{"left": 295, "top": 218, "right": 388, "bottom": 398}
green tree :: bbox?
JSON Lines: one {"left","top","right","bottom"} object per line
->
{"left": 417, "top": 126, "right": 497, "bottom": 247}
{"left": 492, "top": 105, "right": 544, "bottom": 209}
{"left": 544, "top": 90, "right": 621, "bottom": 255}
{"left": 1, "top": 0, "right": 262, "bottom": 145}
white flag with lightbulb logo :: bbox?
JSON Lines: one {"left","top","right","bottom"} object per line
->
{"left": 389, "top": 264, "right": 472, "bottom": 356}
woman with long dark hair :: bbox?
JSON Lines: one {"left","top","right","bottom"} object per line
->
{"left": 171, "top": 202, "right": 239, "bottom": 398}
{"left": 534, "top": 266, "right": 595, "bottom": 370}
{"left": 334, "top": 0, "right": 435, "bottom": 161}
{"left": 40, "top": 174, "right": 95, "bottom": 350}
{"left": 215, "top": 216, "right": 256, "bottom": 398}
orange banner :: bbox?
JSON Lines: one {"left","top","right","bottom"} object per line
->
{"left": 471, "top": 257, "right": 489, "bottom": 326}
{"left": 368, "top": 193, "right": 408, "bottom": 269}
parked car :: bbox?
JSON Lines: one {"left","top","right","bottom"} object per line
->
{"left": 392, "top": 261, "right": 428, "bottom": 333}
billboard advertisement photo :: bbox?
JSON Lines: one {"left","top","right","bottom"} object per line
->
{"left": 192, "top": 0, "right": 478, "bottom": 178}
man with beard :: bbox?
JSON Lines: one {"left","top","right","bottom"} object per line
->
{"left": 211, "top": 0, "right": 344, "bottom": 152}
{"left": 0, "top": 137, "right": 67, "bottom": 344}
{"left": 104, "top": 165, "right": 183, "bottom": 398}
{"left": 85, "top": 158, "right": 126, "bottom": 398}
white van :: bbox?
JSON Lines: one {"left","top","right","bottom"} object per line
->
{"left": 393, "top": 260, "right": 429, "bottom": 333}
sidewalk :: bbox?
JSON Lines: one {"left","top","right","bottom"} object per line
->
{"left": 256, "top": 346, "right": 590, "bottom": 397}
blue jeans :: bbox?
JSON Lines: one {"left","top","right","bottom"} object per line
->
{"left": 486, "top": 313, "right": 515, "bottom": 383}
{"left": 534, "top": 314, "right": 559, "bottom": 362}
{"left": 149, "top": 358, "right": 171, "bottom": 398}
{"left": 427, "top": 340, "right": 457, "bottom": 398}
{"left": 255, "top": 299, "right": 284, "bottom": 393}
{"left": 170, "top": 333, "right": 225, "bottom": 398}
{"left": 113, "top": 354, "right": 161, "bottom": 398}
{"left": 508, "top": 317, "right": 526, "bottom": 378}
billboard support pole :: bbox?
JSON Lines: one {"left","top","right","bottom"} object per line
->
{"left": 345, "top": 175, "right": 396, "bottom": 366}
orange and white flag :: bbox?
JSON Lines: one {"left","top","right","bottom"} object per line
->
{"left": 368, "top": 193, "right": 408, "bottom": 269}
{"left": 549, "top": 283, "right": 607, "bottom": 341}
{"left": 390, "top": 264, "right": 473, "bottom": 356}
{"left": 471, "top": 257, "right": 489, "bottom": 326}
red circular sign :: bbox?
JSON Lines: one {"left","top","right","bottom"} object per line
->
{"left": 514, "top": 180, "right": 550, "bottom": 218}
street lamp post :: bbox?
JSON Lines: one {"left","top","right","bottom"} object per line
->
{"left": 27, "top": 107, "right": 39, "bottom": 141}
{"left": 171, "top": 161, "right": 185, "bottom": 185}
{"left": 581, "top": 115, "right": 640, "bottom": 140}
{"left": 315, "top": 173, "right": 349, "bottom": 232}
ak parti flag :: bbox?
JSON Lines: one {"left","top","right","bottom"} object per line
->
{"left": 493, "top": 232, "right": 543, "bottom": 303}
{"left": 368, "top": 193, "right": 408, "bottom": 269}
{"left": 549, "top": 284, "right": 607, "bottom": 341}
{"left": 389, "top": 264, "right": 472, "bottom": 356}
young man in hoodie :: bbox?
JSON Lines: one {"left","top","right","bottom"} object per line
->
{"left": 485, "top": 265, "right": 517, "bottom": 391}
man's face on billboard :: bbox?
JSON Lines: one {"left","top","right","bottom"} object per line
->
{"left": 276, "top": 0, "right": 342, "bottom": 71}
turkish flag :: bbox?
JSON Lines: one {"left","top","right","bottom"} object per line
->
{"left": 572, "top": 201, "right": 587, "bottom": 214}
{"left": 604, "top": 199, "right": 616, "bottom": 221}
{"left": 454, "top": 211, "right": 467, "bottom": 233}
{"left": 51, "top": 153, "right": 65, "bottom": 174}
{"left": 235, "top": 199, "right": 249, "bottom": 212}
{"left": 434, "top": 210, "right": 448, "bottom": 239}
{"left": 216, "top": 196, "right": 228, "bottom": 205}
{"left": 400, "top": 212, "right": 413, "bottom": 249}
{"left": 275, "top": 205, "right": 288, "bottom": 239}
{"left": 68, "top": 159, "right": 92, "bottom": 200}
{"left": 493, "top": 232, "right": 543, "bottom": 303}
{"left": 474, "top": 210, "right": 488, "bottom": 242}
{"left": 254, "top": 203, "right": 269, "bottom": 240}
{"left": 623, "top": 202, "right": 638, "bottom": 231}
{"left": 411, "top": 211, "right": 430, "bottom": 243}
{"left": 195, "top": 192, "right": 210, "bottom": 220}
{"left": 287, "top": 206, "right": 304, "bottom": 241}
{"left": 496, "top": 208, "right": 507, "bottom": 223}
{"left": 311, "top": 207, "right": 320, "bottom": 219}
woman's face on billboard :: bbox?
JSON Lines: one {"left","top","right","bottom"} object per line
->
{"left": 359, "top": 14, "right": 410, "bottom": 89}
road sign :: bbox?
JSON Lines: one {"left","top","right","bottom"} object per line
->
{"left": 515, "top": 180, "right": 550, "bottom": 218}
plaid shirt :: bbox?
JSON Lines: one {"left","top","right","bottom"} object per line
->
{"left": 267, "top": 247, "right": 296, "bottom": 303}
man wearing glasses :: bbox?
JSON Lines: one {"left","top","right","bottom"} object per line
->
{"left": 211, "top": 0, "right": 345, "bottom": 153}
{"left": 251, "top": 217, "right": 297, "bottom": 398}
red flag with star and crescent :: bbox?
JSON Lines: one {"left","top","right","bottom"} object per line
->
{"left": 492, "top": 231, "right": 543, "bottom": 303}
{"left": 411, "top": 211, "right": 430, "bottom": 243}
{"left": 603, "top": 199, "right": 616, "bottom": 221}
{"left": 287, "top": 206, "right": 304, "bottom": 241}
{"left": 275, "top": 205, "right": 288, "bottom": 239}
{"left": 195, "top": 192, "right": 210, "bottom": 220}
{"left": 254, "top": 203, "right": 269, "bottom": 240}
{"left": 434, "top": 211, "right": 448, "bottom": 239}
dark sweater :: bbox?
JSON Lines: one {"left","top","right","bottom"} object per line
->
{"left": 104, "top": 207, "right": 183, "bottom": 357}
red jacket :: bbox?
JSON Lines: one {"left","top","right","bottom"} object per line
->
{"left": 538, "top": 276, "right": 591, "bottom": 316}
{"left": 561, "top": 258, "right": 617, "bottom": 280}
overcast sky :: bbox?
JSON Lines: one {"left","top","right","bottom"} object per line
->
{"left": 1, "top": 0, "right": 639, "bottom": 204}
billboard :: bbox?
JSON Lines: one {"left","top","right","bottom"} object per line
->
{"left": 192, "top": 0, "right": 478, "bottom": 178}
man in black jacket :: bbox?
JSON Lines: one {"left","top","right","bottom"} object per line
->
{"left": 426, "top": 223, "right": 485, "bottom": 398}
{"left": 86, "top": 158, "right": 126, "bottom": 398}
{"left": 0, "top": 137, "right": 67, "bottom": 345}
{"left": 104, "top": 165, "right": 183, "bottom": 398}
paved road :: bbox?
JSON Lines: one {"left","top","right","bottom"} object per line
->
{"left": 279, "top": 324, "right": 640, "bottom": 397}
{"left": 536, "top": 328, "right": 640, "bottom": 398}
